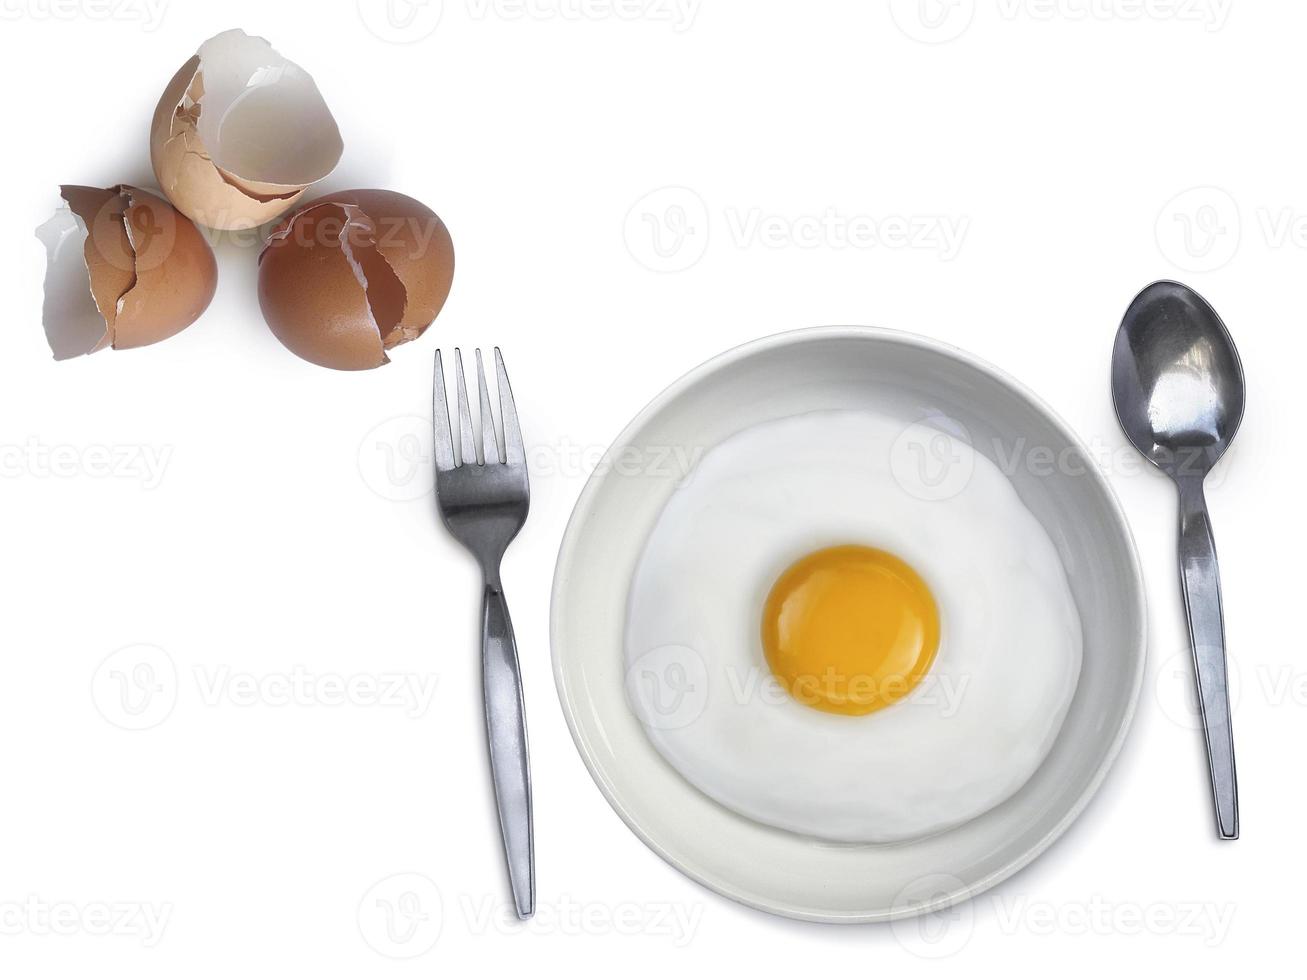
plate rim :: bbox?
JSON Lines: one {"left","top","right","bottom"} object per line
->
{"left": 549, "top": 324, "right": 1148, "bottom": 923}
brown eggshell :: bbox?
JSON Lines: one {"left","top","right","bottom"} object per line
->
{"left": 318, "top": 190, "right": 456, "bottom": 343}
{"left": 39, "top": 184, "right": 217, "bottom": 358}
{"left": 257, "top": 189, "right": 455, "bottom": 371}
{"left": 53, "top": 188, "right": 125, "bottom": 354}
{"left": 150, "top": 30, "right": 342, "bottom": 231}
{"left": 114, "top": 186, "right": 219, "bottom": 348}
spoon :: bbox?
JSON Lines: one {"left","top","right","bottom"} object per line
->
{"left": 1112, "top": 280, "right": 1243, "bottom": 840}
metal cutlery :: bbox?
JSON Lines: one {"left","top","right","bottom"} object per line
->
{"left": 433, "top": 347, "right": 535, "bottom": 915}
{"left": 1112, "top": 281, "right": 1243, "bottom": 840}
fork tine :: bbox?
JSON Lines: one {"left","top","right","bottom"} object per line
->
{"left": 432, "top": 350, "right": 455, "bottom": 471}
{"left": 454, "top": 348, "right": 477, "bottom": 467}
{"left": 475, "top": 349, "right": 501, "bottom": 464}
{"left": 495, "top": 348, "right": 525, "bottom": 467}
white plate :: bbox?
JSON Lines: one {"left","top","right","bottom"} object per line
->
{"left": 550, "top": 326, "right": 1146, "bottom": 923}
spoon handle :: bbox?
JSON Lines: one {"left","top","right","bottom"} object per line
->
{"left": 1176, "top": 477, "right": 1239, "bottom": 839}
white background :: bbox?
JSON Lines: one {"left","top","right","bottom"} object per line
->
{"left": 1, "top": 0, "right": 1302, "bottom": 974}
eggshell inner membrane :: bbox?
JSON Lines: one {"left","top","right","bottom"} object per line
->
{"left": 35, "top": 208, "right": 110, "bottom": 360}
{"left": 193, "top": 29, "right": 342, "bottom": 188}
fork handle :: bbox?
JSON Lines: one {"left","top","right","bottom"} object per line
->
{"left": 482, "top": 582, "right": 535, "bottom": 917}
{"left": 1176, "top": 477, "right": 1238, "bottom": 840}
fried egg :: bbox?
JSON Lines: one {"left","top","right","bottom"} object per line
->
{"left": 624, "top": 410, "right": 1082, "bottom": 843}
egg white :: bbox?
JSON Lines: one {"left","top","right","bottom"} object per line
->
{"left": 623, "top": 410, "right": 1083, "bottom": 844}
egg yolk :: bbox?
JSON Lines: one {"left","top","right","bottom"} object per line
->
{"left": 761, "top": 545, "right": 940, "bottom": 716}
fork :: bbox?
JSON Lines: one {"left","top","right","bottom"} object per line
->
{"left": 433, "top": 347, "right": 534, "bottom": 919}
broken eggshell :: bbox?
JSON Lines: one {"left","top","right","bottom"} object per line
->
{"left": 36, "top": 185, "right": 218, "bottom": 360}
{"left": 150, "top": 28, "right": 343, "bottom": 231}
{"left": 257, "top": 189, "right": 455, "bottom": 371}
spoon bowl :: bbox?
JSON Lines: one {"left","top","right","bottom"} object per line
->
{"left": 1112, "top": 280, "right": 1245, "bottom": 477}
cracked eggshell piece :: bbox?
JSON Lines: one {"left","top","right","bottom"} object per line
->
{"left": 257, "top": 189, "right": 455, "bottom": 371}
{"left": 113, "top": 186, "right": 220, "bottom": 349}
{"left": 36, "top": 200, "right": 112, "bottom": 360}
{"left": 35, "top": 185, "right": 218, "bottom": 360}
{"left": 150, "top": 29, "right": 343, "bottom": 231}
